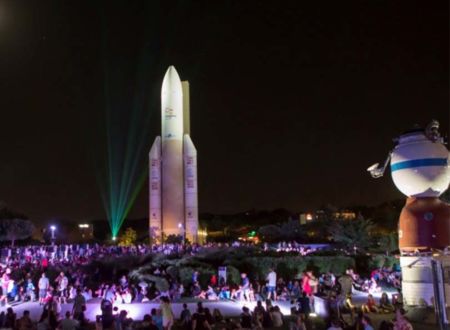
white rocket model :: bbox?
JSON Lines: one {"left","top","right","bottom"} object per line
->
{"left": 149, "top": 66, "right": 199, "bottom": 243}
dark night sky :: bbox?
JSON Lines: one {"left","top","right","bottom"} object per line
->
{"left": 0, "top": 1, "right": 448, "bottom": 224}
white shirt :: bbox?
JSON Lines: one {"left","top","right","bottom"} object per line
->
{"left": 39, "top": 277, "right": 49, "bottom": 290}
{"left": 267, "top": 271, "right": 277, "bottom": 287}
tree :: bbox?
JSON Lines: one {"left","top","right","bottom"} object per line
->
{"left": 165, "top": 234, "right": 183, "bottom": 244}
{"left": 441, "top": 189, "right": 450, "bottom": 203}
{"left": 378, "top": 232, "right": 398, "bottom": 255}
{"left": 0, "top": 219, "right": 34, "bottom": 247}
{"left": 279, "top": 219, "right": 304, "bottom": 241}
{"left": 258, "top": 224, "right": 282, "bottom": 242}
{"left": 118, "top": 227, "right": 137, "bottom": 246}
{"left": 329, "top": 216, "right": 374, "bottom": 254}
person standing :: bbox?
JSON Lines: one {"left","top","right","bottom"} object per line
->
{"left": 266, "top": 268, "right": 277, "bottom": 301}
{"left": 338, "top": 270, "right": 354, "bottom": 297}
{"left": 160, "top": 296, "right": 174, "bottom": 330}
{"left": 179, "top": 303, "right": 191, "bottom": 330}
{"left": 1, "top": 269, "right": 10, "bottom": 306}
{"left": 301, "top": 271, "right": 312, "bottom": 298}
{"left": 240, "top": 273, "right": 250, "bottom": 301}
{"left": 38, "top": 273, "right": 49, "bottom": 305}
{"left": 72, "top": 289, "right": 86, "bottom": 321}
{"left": 56, "top": 272, "right": 68, "bottom": 304}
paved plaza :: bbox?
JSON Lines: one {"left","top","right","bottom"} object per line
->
{"left": 0, "top": 291, "right": 379, "bottom": 322}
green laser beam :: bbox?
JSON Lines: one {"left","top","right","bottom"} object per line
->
{"left": 94, "top": 8, "right": 156, "bottom": 238}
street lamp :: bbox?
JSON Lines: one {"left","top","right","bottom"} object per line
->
{"left": 178, "top": 223, "right": 185, "bottom": 245}
{"left": 50, "top": 225, "right": 56, "bottom": 245}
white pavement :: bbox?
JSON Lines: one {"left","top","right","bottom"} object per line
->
{"left": 0, "top": 290, "right": 381, "bottom": 322}
{"left": 0, "top": 299, "right": 293, "bottom": 322}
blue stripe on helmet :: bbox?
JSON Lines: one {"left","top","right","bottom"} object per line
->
{"left": 391, "top": 158, "right": 448, "bottom": 172}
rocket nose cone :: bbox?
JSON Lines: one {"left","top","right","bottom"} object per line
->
{"left": 163, "top": 66, "right": 181, "bottom": 85}
{"left": 162, "top": 66, "right": 182, "bottom": 95}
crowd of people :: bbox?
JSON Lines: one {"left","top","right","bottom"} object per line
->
{"left": 0, "top": 243, "right": 413, "bottom": 330}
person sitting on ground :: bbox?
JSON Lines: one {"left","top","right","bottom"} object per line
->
{"left": 225, "top": 318, "right": 241, "bottom": 330}
{"left": 379, "top": 292, "right": 395, "bottom": 313}
{"left": 16, "top": 310, "right": 33, "bottom": 330}
{"left": 205, "top": 286, "right": 218, "bottom": 301}
{"left": 392, "top": 288, "right": 403, "bottom": 309}
{"left": 361, "top": 294, "right": 379, "bottom": 313}
{"left": 121, "top": 288, "right": 133, "bottom": 304}
{"left": 361, "top": 315, "right": 374, "bottom": 330}
{"left": 218, "top": 284, "right": 230, "bottom": 300}
{"left": 191, "top": 282, "right": 202, "bottom": 299}
{"left": 191, "top": 307, "right": 211, "bottom": 330}
{"left": 141, "top": 314, "right": 158, "bottom": 330}
{"left": 278, "top": 286, "right": 290, "bottom": 301}
{"left": 151, "top": 308, "right": 163, "bottom": 330}
{"left": 204, "top": 308, "right": 214, "bottom": 326}
{"left": 59, "top": 311, "right": 79, "bottom": 330}
{"left": 270, "top": 306, "right": 283, "bottom": 328}
{"left": 344, "top": 294, "right": 357, "bottom": 322}
{"left": 240, "top": 306, "right": 252, "bottom": 329}
{"left": 254, "top": 300, "right": 265, "bottom": 315}
{"left": 37, "top": 309, "right": 50, "bottom": 330}
{"left": 327, "top": 318, "right": 343, "bottom": 330}
{"left": 393, "top": 308, "right": 412, "bottom": 330}
{"left": 100, "top": 298, "right": 114, "bottom": 330}
{"left": 289, "top": 313, "right": 306, "bottom": 330}
{"left": 291, "top": 281, "right": 301, "bottom": 300}
{"left": 212, "top": 309, "right": 223, "bottom": 324}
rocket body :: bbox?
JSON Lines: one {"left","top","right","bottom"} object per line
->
{"left": 161, "top": 67, "right": 185, "bottom": 237}
{"left": 149, "top": 66, "right": 199, "bottom": 243}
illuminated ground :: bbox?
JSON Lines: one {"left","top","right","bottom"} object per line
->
{"left": 0, "top": 290, "right": 377, "bottom": 321}
{"left": 2, "top": 299, "right": 292, "bottom": 321}
{"left": 1, "top": 292, "right": 440, "bottom": 330}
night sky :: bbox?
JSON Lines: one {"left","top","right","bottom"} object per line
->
{"left": 0, "top": 1, "right": 448, "bottom": 224}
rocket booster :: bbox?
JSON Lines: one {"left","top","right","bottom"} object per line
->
{"left": 149, "top": 137, "right": 162, "bottom": 239}
{"left": 184, "top": 134, "right": 198, "bottom": 243}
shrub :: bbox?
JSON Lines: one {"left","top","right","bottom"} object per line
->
{"left": 225, "top": 265, "right": 241, "bottom": 285}
{"left": 179, "top": 267, "right": 195, "bottom": 287}
{"left": 369, "top": 255, "right": 398, "bottom": 270}
{"left": 128, "top": 272, "right": 169, "bottom": 292}
{"left": 118, "top": 227, "right": 137, "bottom": 246}
{"left": 242, "top": 255, "right": 354, "bottom": 280}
